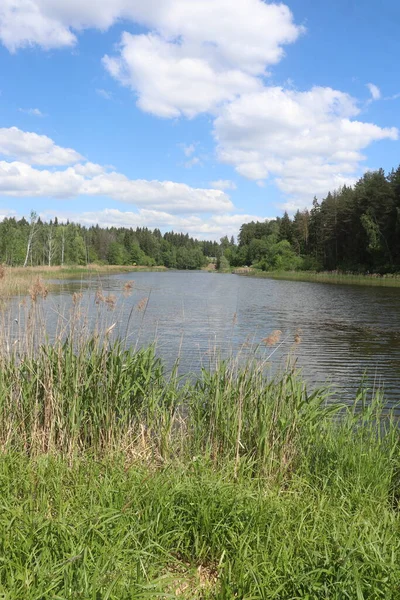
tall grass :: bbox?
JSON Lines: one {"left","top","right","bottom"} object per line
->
{"left": 0, "top": 264, "right": 163, "bottom": 299}
{"left": 0, "top": 290, "right": 398, "bottom": 598}
{"left": 237, "top": 268, "right": 400, "bottom": 287}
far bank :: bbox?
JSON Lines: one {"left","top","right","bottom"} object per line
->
{"left": 234, "top": 268, "right": 400, "bottom": 287}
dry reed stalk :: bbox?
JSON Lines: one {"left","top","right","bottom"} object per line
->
{"left": 123, "top": 281, "right": 134, "bottom": 297}
{"left": 29, "top": 278, "right": 48, "bottom": 302}
{"left": 262, "top": 329, "right": 282, "bottom": 346}
{"left": 136, "top": 297, "right": 148, "bottom": 312}
{"left": 104, "top": 294, "right": 117, "bottom": 311}
{"left": 95, "top": 290, "right": 105, "bottom": 304}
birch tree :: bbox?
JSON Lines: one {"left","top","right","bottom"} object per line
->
{"left": 23, "top": 211, "right": 38, "bottom": 268}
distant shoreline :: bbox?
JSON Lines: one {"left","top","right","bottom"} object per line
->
{"left": 234, "top": 268, "right": 400, "bottom": 287}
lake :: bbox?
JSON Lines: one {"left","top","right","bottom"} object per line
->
{"left": 9, "top": 270, "right": 400, "bottom": 407}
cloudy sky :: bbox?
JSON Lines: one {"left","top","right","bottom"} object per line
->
{"left": 0, "top": 0, "right": 399, "bottom": 239}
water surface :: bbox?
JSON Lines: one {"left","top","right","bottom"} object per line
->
{"left": 11, "top": 271, "right": 400, "bottom": 407}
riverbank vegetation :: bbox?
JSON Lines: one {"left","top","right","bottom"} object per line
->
{"left": 224, "top": 167, "right": 400, "bottom": 277}
{"left": 236, "top": 268, "right": 400, "bottom": 287}
{"left": 0, "top": 296, "right": 398, "bottom": 598}
{"left": 0, "top": 264, "right": 167, "bottom": 298}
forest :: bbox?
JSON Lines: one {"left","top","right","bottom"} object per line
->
{"left": 0, "top": 215, "right": 220, "bottom": 270}
{"left": 1, "top": 166, "right": 400, "bottom": 273}
{"left": 231, "top": 166, "right": 400, "bottom": 273}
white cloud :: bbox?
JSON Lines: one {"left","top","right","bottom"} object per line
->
{"left": 210, "top": 179, "right": 237, "bottom": 191}
{"left": 1, "top": 1, "right": 397, "bottom": 207}
{"left": 0, "top": 127, "right": 234, "bottom": 214}
{"left": 0, "top": 126, "right": 262, "bottom": 235}
{"left": 0, "top": 0, "right": 76, "bottom": 52}
{"left": 0, "top": 1, "right": 302, "bottom": 117}
{"left": 18, "top": 107, "right": 45, "bottom": 117}
{"left": 366, "top": 83, "right": 381, "bottom": 101}
{"left": 73, "top": 162, "right": 106, "bottom": 177}
{"left": 102, "top": 1, "right": 302, "bottom": 118}
{"left": 0, "top": 0, "right": 303, "bottom": 63}
{"left": 39, "top": 207, "right": 267, "bottom": 239}
{"left": 0, "top": 127, "right": 82, "bottom": 165}
{"left": 214, "top": 86, "right": 398, "bottom": 204}
{"left": 103, "top": 32, "right": 263, "bottom": 119}
{"left": 0, "top": 160, "right": 233, "bottom": 213}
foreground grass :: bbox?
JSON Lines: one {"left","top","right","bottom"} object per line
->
{"left": 236, "top": 268, "right": 400, "bottom": 287}
{"left": 1, "top": 446, "right": 398, "bottom": 600}
{"left": 0, "top": 311, "right": 398, "bottom": 599}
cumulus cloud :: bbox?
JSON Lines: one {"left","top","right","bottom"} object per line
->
{"left": 0, "top": 1, "right": 302, "bottom": 60}
{"left": 214, "top": 86, "right": 398, "bottom": 204}
{"left": 1, "top": 1, "right": 398, "bottom": 206}
{"left": 366, "top": 83, "right": 381, "bottom": 101}
{"left": 0, "top": 127, "right": 82, "bottom": 165}
{"left": 0, "top": 126, "right": 263, "bottom": 236}
{"left": 0, "top": 159, "right": 233, "bottom": 213}
{"left": 102, "top": 1, "right": 302, "bottom": 118}
{"left": 210, "top": 179, "right": 237, "bottom": 191}
{"left": 0, "top": 1, "right": 302, "bottom": 117}
{"left": 103, "top": 32, "right": 263, "bottom": 119}
{"left": 0, "top": 0, "right": 75, "bottom": 52}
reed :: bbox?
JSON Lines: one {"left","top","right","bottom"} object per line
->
{"left": 0, "top": 264, "right": 166, "bottom": 299}
{"left": 0, "top": 293, "right": 398, "bottom": 598}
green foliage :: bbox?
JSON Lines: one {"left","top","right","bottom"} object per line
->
{"left": 0, "top": 220, "right": 212, "bottom": 270}
{"left": 236, "top": 166, "right": 400, "bottom": 274}
{"left": 241, "top": 236, "right": 304, "bottom": 272}
{"left": 361, "top": 212, "right": 381, "bottom": 252}
{"left": 217, "top": 254, "right": 230, "bottom": 271}
{"left": 0, "top": 337, "right": 398, "bottom": 598}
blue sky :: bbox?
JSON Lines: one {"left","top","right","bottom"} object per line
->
{"left": 0, "top": 0, "right": 399, "bottom": 239}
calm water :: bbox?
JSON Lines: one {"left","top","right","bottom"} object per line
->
{"left": 10, "top": 271, "right": 400, "bottom": 407}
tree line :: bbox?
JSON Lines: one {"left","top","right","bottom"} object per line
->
{"left": 0, "top": 213, "right": 220, "bottom": 269}
{"left": 2, "top": 166, "right": 399, "bottom": 273}
{"left": 226, "top": 166, "right": 400, "bottom": 273}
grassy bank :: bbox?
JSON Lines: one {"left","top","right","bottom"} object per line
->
{"left": 0, "top": 300, "right": 398, "bottom": 598}
{"left": 0, "top": 264, "right": 167, "bottom": 298}
{"left": 236, "top": 268, "right": 400, "bottom": 287}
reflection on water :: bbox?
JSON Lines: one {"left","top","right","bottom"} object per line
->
{"left": 6, "top": 271, "right": 400, "bottom": 407}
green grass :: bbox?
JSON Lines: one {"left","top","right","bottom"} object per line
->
{"left": 0, "top": 447, "right": 398, "bottom": 599}
{"left": 235, "top": 269, "right": 400, "bottom": 287}
{"left": 0, "top": 322, "right": 398, "bottom": 598}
